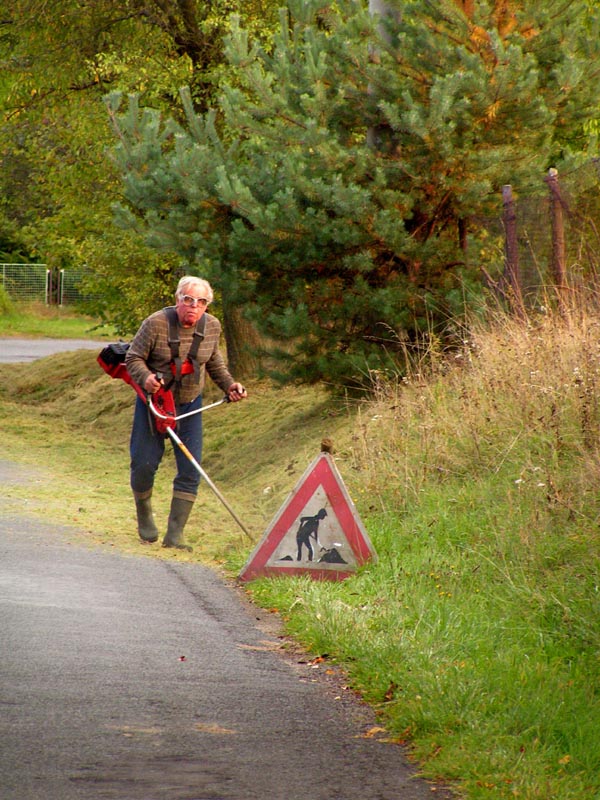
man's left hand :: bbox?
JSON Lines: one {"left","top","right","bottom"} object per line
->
{"left": 227, "top": 383, "right": 247, "bottom": 402}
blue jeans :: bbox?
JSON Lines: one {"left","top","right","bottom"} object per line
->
{"left": 130, "top": 394, "right": 203, "bottom": 499}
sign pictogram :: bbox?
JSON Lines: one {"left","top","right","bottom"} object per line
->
{"left": 239, "top": 452, "right": 377, "bottom": 582}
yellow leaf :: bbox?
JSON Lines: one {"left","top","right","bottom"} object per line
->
{"left": 363, "top": 726, "right": 387, "bottom": 738}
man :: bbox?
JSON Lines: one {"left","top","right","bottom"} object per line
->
{"left": 125, "top": 276, "right": 247, "bottom": 550}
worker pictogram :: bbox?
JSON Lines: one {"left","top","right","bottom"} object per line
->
{"left": 239, "top": 452, "right": 377, "bottom": 582}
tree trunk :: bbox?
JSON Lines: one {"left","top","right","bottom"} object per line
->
{"left": 221, "top": 299, "right": 261, "bottom": 380}
{"left": 502, "top": 184, "right": 525, "bottom": 319}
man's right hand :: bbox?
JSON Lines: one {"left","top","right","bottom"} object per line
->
{"left": 144, "top": 374, "right": 163, "bottom": 394}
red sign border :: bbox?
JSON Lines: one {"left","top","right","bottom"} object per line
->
{"left": 239, "top": 453, "right": 376, "bottom": 582}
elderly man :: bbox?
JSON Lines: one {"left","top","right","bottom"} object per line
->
{"left": 125, "top": 276, "right": 247, "bottom": 550}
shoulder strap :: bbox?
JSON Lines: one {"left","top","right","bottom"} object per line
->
{"left": 164, "top": 307, "right": 181, "bottom": 386}
{"left": 187, "top": 312, "right": 206, "bottom": 382}
{"left": 188, "top": 312, "right": 206, "bottom": 361}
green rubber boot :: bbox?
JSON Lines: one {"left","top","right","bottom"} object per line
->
{"left": 162, "top": 496, "right": 194, "bottom": 551}
{"left": 134, "top": 491, "right": 159, "bottom": 543}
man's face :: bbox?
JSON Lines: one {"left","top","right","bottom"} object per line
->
{"left": 175, "top": 290, "right": 209, "bottom": 327}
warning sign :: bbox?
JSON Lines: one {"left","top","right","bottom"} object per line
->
{"left": 239, "top": 453, "right": 377, "bottom": 582}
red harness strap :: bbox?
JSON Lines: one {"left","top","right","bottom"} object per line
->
{"left": 170, "top": 359, "right": 194, "bottom": 378}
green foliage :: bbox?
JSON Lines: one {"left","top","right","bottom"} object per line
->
{"left": 102, "top": 92, "right": 233, "bottom": 325}
{"left": 0, "top": 285, "right": 15, "bottom": 315}
{"left": 217, "top": 0, "right": 600, "bottom": 385}
{"left": 0, "top": 0, "right": 281, "bottom": 334}
{"left": 106, "top": 0, "right": 600, "bottom": 389}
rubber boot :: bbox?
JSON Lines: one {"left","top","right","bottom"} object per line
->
{"left": 134, "top": 491, "right": 159, "bottom": 543}
{"left": 162, "top": 496, "right": 194, "bottom": 551}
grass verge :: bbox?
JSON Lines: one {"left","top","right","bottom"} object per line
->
{"left": 0, "top": 308, "right": 598, "bottom": 799}
{"left": 0, "top": 300, "right": 114, "bottom": 338}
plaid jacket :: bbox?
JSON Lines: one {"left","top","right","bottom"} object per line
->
{"left": 125, "top": 308, "right": 234, "bottom": 404}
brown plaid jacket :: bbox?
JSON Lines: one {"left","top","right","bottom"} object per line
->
{"left": 125, "top": 308, "right": 234, "bottom": 404}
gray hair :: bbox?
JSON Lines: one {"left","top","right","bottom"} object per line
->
{"left": 176, "top": 276, "right": 213, "bottom": 305}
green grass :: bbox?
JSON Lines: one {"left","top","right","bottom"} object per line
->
{"left": 0, "top": 306, "right": 598, "bottom": 800}
{"left": 0, "top": 299, "right": 114, "bottom": 339}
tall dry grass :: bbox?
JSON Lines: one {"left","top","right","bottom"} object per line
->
{"left": 353, "top": 307, "right": 600, "bottom": 517}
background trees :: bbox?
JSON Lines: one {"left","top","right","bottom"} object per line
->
{"left": 2, "top": 0, "right": 599, "bottom": 386}
{"left": 0, "top": 0, "right": 278, "bottom": 373}
{"left": 107, "top": 0, "right": 600, "bottom": 387}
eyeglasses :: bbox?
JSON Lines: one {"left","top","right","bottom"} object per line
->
{"left": 180, "top": 295, "right": 209, "bottom": 307}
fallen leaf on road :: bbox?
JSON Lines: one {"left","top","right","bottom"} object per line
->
{"left": 194, "top": 722, "right": 237, "bottom": 735}
{"left": 361, "top": 726, "right": 387, "bottom": 738}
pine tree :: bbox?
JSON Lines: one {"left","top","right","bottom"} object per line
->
{"left": 108, "top": 0, "right": 600, "bottom": 388}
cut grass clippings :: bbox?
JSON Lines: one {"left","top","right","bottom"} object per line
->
{"left": 0, "top": 308, "right": 598, "bottom": 800}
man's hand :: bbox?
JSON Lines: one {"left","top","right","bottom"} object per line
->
{"left": 227, "top": 382, "right": 247, "bottom": 402}
{"left": 144, "top": 373, "right": 163, "bottom": 394}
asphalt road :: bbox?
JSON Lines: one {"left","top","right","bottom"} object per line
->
{"left": 0, "top": 339, "right": 455, "bottom": 799}
{"left": 0, "top": 337, "right": 103, "bottom": 363}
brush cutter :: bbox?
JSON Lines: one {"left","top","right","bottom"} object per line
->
{"left": 97, "top": 345, "right": 252, "bottom": 539}
{"left": 148, "top": 390, "right": 252, "bottom": 540}
{"left": 148, "top": 390, "right": 229, "bottom": 427}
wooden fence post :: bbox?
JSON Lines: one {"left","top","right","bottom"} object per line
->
{"left": 502, "top": 184, "right": 525, "bottom": 317}
{"left": 545, "top": 167, "right": 568, "bottom": 315}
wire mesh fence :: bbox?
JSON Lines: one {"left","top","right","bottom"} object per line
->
{"left": 0, "top": 264, "right": 96, "bottom": 306}
{"left": 58, "top": 269, "right": 94, "bottom": 305}
{"left": 1, "top": 263, "right": 49, "bottom": 302}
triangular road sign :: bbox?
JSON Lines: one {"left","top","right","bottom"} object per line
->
{"left": 239, "top": 452, "right": 377, "bottom": 582}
